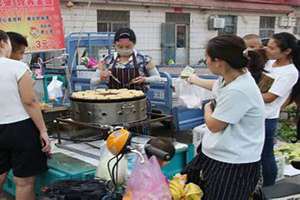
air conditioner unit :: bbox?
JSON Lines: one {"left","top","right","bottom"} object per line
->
{"left": 289, "top": 17, "right": 297, "bottom": 27}
{"left": 294, "top": 26, "right": 300, "bottom": 35}
{"left": 278, "top": 17, "right": 296, "bottom": 28}
{"left": 208, "top": 17, "right": 225, "bottom": 30}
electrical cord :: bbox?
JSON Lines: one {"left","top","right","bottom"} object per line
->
{"left": 113, "top": 153, "right": 125, "bottom": 187}
{"left": 107, "top": 155, "right": 117, "bottom": 187}
{"left": 49, "top": 135, "right": 103, "bottom": 143}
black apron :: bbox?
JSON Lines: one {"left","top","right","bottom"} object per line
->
{"left": 108, "top": 53, "right": 147, "bottom": 91}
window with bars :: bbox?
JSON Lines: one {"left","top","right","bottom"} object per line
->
{"left": 218, "top": 15, "right": 237, "bottom": 35}
{"left": 259, "top": 16, "right": 275, "bottom": 39}
{"left": 97, "top": 10, "right": 130, "bottom": 32}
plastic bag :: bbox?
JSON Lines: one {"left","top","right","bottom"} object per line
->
{"left": 95, "top": 141, "right": 127, "bottom": 184}
{"left": 173, "top": 78, "right": 212, "bottom": 108}
{"left": 81, "top": 56, "right": 98, "bottom": 69}
{"left": 124, "top": 156, "right": 172, "bottom": 200}
{"left": 169, "top": 174, "right": 203, "bottom": 200}
{"left": 47, "top": 76, "right": 63, "bottom": 100}
{"left": 192, "top": 124, "right": 209, "bottom": 154}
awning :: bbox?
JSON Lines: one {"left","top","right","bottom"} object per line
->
{"left": 84, "top": 0, "right": 294, "bottom": 14}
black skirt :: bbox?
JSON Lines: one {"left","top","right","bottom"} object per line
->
{"left": 183, "top": 150, "right": 261, "bottom": 200}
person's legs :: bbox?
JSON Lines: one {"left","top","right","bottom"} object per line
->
{"left": 0, "top": 123, "right": 12, "bottom": 198}
{"left": 9, "top": 119, "right": 47, "bottom": 200}
{"left": 14, "top": 176, "right": 35, "bottom": 200}
{"left": 0, "top": 172, "right": 7, "bottom": 197}
{"left": 261, "top": 119, "right": 278, "bottom": 186}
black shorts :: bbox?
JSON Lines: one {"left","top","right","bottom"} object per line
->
{"left": 0, "top": 118, "right": 48, "bottom": 177}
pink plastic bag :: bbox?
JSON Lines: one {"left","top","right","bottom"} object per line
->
{"left": 81, "top": 57, "right": 98, "bottom": 69}
{"left": 125, "top": 156, "right": 172, "bottom": 200}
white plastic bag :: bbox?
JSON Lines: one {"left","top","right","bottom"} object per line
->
{"left": 47, "top": 76, "right": 63, "bottom": 100}
{"left": 173, "top": 78, "right": 211, "bottom": 108}
{"left": 192, "top": 124, "right": 209, "bottom": 154}
{"left": 95, "top": 141, "right": 127, "bottom": 184}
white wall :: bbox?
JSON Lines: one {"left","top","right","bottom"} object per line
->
{"left": 61, "top": 4, "right": 97, "bottom": 34}
{"left": 275, "top": 17, "right": 295, "bottom": 34}
{"left": 61, "top": 4, "right": 164, "bottom": 64}
{"left": 237, "top": 14, "right": 260, "bottom": 37}
{"left": 189, "top": 11, "right": 217, "bottom": 64}
{"left": 60, "top": 3, "right": 296, "bottom": 65}
{"left": 130, "top": 7, "right": 166, "bottom": 64}
{"left": 296, "top": 8, "right": 300, "bottom": 39}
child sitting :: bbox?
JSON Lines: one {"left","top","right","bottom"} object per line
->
{"left": 144, "top": 137, "right": 175, "bottom": 167}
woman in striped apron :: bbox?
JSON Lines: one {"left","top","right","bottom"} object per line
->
{"left": 91, "top": 28, "right": 161, "bottom": 91}
{"left": 184, "top": 35, "right": 265, "bottom": 200}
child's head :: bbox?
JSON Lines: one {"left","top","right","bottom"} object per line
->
{"left": 7, "top": 32, "right": 28, "bottom": 61}
{"left": 245, "top": 48, "right": 268, "bottom": 83}
{"left": 145, "top": 137, "right": 175, "bottom": 166}
{"left": 243, "top": 34, "right": 262, "bottom": 49}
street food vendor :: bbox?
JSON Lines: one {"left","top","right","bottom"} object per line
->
{"left": 90, "top": 28, "right": 161, "bottom": 91}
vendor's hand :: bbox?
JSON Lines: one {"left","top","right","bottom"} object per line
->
{"left": 40, "top": 132, "right": 51, "bottom": 154}
{"left": 132, "top": 76, "right": 146, "bottom": 84}
{"left": 187, "top": 74, "right": 199, "bottom": 84}
{"left": 96, "top": 60, "right": 105, "bottom": 70}
{"left": 100, "top": 70, "right": 111, "bottom": 81}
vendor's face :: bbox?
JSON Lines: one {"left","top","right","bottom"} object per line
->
{"left": 266, "top": 38, "right": 290, "bottom": 60}
{"left": 115, "top": 39, "right": 134, "bottom": 56}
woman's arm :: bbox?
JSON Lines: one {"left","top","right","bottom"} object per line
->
{"left": 18, "top": 71, "right": 50, "bottom": 153}
{"left": 262, "top": 92, "right": 278, "bottom": 103}
{"left": 145, "top": 63, "right": 163, "bottom": 83}
{"left": 204, "top": 102, "right": 228, "bottom": 133}
{"left": 187, "top": 74, "right": 215, "bottom": 91}
{"left": 133, "top": 61, "right": 162, "bottom": 84}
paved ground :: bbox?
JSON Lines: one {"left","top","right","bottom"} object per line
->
{"left": 2, "top": 122, "right": 300, "bottom": 199}
{"left": 0, "top": 121, "right": 187, "bottom": 199}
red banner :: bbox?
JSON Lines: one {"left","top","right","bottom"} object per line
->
{"left": 0, "top": 0, "right": 65, "bottom": 52}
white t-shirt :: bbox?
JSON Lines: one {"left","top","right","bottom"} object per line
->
{"left": 202, "top": 72, "right": 265, "bottom": 164}
{"left": 264, "top": 60, "right": 299, "bottom": 119}
{"left": 0, "top": 57, "right": 30, "bottom": 124}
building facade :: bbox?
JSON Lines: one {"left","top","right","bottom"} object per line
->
{"left": 60, "top": 0, "right": 300, "bottom": 65}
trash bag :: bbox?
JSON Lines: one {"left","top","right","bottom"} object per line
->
{"left": 124, "top": 156, "right": 172, "bottom": 200}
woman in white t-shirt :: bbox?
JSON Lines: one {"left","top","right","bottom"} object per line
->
{"left": 261, "top": 32, "right": 300, "bottom": 186}
{"left": 0, "top": 30, "right": 50, "bottom": 200}
{"left": 183, "top": 35, "right": 265, "bottom": 200}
